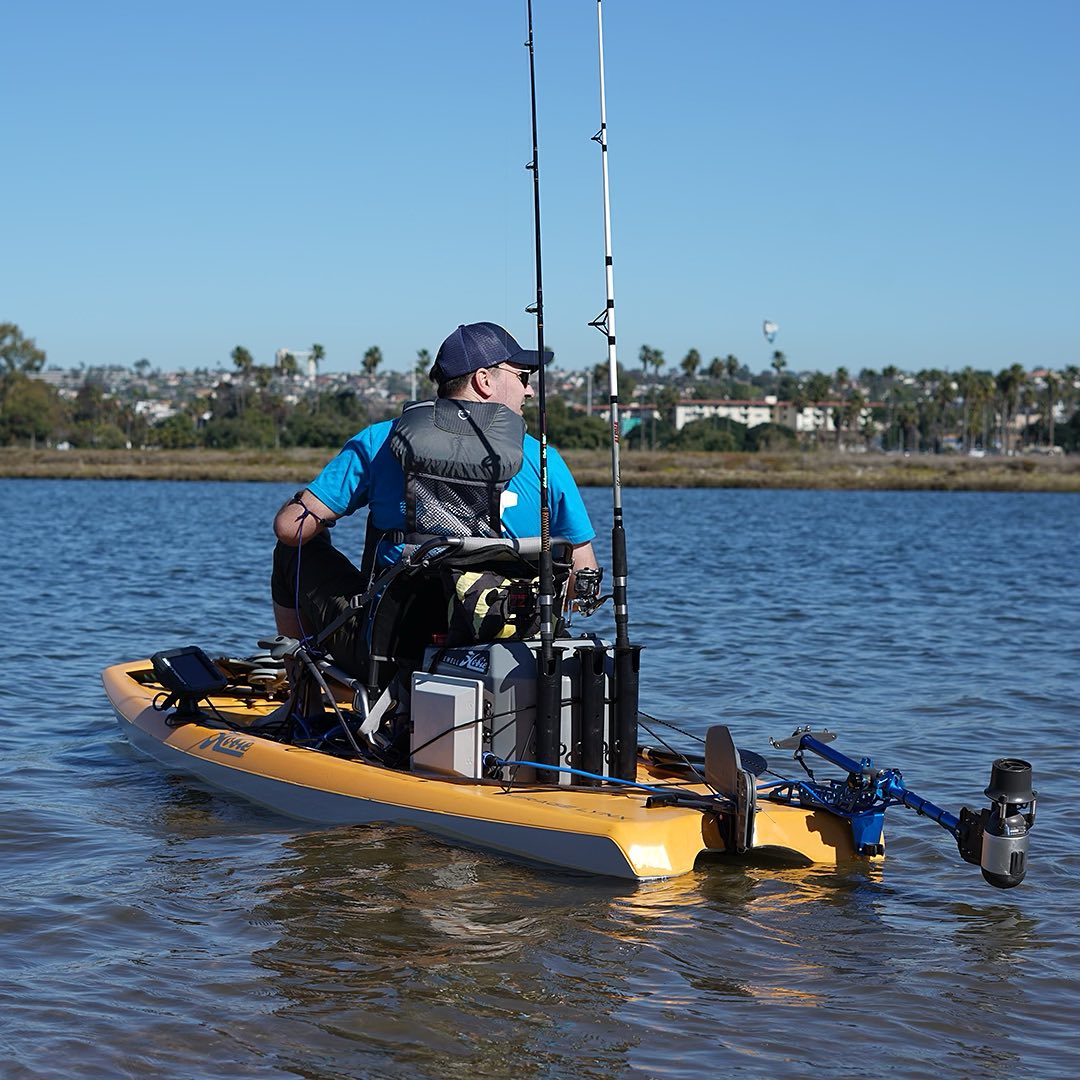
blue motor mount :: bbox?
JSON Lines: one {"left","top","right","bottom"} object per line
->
{"left": 762, "top": 728, "right": 1036, "bottom": 889}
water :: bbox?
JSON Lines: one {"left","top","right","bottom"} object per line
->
{"left": 2, "top": 478, "right": 1078, "bottom": 1078}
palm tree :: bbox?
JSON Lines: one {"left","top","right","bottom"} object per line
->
{"left": 656, "top": 385, "right": 680, "bottom": 448}
{"left": 724, "top": 354, "right": 739, "bottom": 389}
{"left": 881, "top": 365, "right": 900, "bottom": 450}
{"left": 362, "top": 346, "right": 383, "bottom": 378}
{"left": 804, "top": 372, "right": 831, "bottom": 446}
{"left": 843, "top": 389, "right": 866, "bottom": 446}
{"left": 1062, "top": 365, "right": 1080, "bottom": 426}
{"left": 771, "top": 350, "right": 787, "bottom": 389}
{"left": 826, "top": 370, "right": 848, "bottom": 448}
{"left": 956, "top": 367, "right": 978, "bottom": 452}
{"left": 788, "top": 380, "right": 808, "bottom": 441}
{"left": 973, "top": 370, "right": 996, "bottom": 451}
{"left": 1018, "top": 377, "right": 1037, "bottom": 447}
{"left": 640, "top": 345, "right": 664, "bottom": 379}
{"left": 770, "top": 350, "right": 787, "bottom": 423}
{"left": 995, "top": 363, "right": 1026, "bottom": 453}
{"left": 860, "top": 405, "right": 877, "bottom": 448}
{"left": 897, "top": 402, "right": 918, "bottom": 453}
{"left": 230, "top": 345, "right": 254, "bottom": 415}
{"left": 680, "top": 348, "right": 700, "bottom": 380}
{"left": 231, "top": 345, "right": 254, "bottom": 377}
{"left": 412, "top": 348, "right": 432, "bottom": 400}
{"left": 933, "top": 373, "right": 955, "bottom": 453}
{"left": 1043, "top": 372, "right": 1057, "bottom": 448}
{"left": 707, "top": 355, "right": 725, "bottom": 381}
{"left": 310, "top": 342, "right": 325, "bottom": 378}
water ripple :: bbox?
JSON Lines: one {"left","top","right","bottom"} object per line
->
{"left": 1, "top": 481, "right": 1078, "bottom": 1078}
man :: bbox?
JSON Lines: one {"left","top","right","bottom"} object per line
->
{"left": 271, "top": 321, "right": 598, "bottom": 672}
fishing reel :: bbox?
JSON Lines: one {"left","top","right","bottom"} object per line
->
{"left": 502, "top": 579, "right": 539, "bottom": 622}
{"left": 956, "top": 758, "right": 1037, "bottom": 889}
{"left": 572, "top": 567, "right": 608, "bottom": 617}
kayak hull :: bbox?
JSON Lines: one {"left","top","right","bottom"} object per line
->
{"left": 103, "top": 660, "right": 863, "bottom": 880}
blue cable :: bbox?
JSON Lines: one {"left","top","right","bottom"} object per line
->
{"left": 483, "top": 754, "right": 720, "bottom": 799}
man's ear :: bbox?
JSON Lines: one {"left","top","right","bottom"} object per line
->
{"left": 472, "top": 368, "right": 495, "bottom": 400}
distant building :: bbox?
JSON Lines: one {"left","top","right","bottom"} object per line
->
{"left": 674, "top": 398, "right": 777, "bottom": 431}
{"left": 670, "top": 398, "right": 876, "bottom": 434}
{"left": 134, "top": 400, "right": 177, "bottom": 423}
{"left": 275, "top": 348, "right": 315, "bottom": 378}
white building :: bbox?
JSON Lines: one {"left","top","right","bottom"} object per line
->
{"left": 673, "top": 398, "right": 777, "bottom": 431}
{"left": 608, "top": 397, "right": 878, "bottom": 438}
{"left": 275, "top": 348, "right": 316, "bottom": 378}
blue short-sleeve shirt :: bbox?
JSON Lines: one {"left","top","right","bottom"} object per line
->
{"left": 308, "top": 417, "right": 594, "bottom": 564}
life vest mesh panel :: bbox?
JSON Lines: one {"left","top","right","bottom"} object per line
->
{"left": 408, "top": 474, "right": 500, "bottom": 538}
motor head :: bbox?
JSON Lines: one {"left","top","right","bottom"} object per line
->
{"left": 959, "top": 758, "right": 1036, "bottom": 889}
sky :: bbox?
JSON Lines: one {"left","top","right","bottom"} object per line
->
{"left": 3, "top": 0, "right": 1078, "bottom": 377}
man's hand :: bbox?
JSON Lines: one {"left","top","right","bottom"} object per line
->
{"left": 567, "top": 541, "right": 599, "bottom": 609}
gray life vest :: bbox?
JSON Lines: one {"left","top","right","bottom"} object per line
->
{"left": 389, "top": 398, "right": 525, "bottom": 542}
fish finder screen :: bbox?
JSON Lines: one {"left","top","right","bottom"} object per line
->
{"left": 152, "top": 648, "right": 227, "bottom": 695}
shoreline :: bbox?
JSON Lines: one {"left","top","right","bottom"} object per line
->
{"left": 2, "top": 447, "right": 1078, "bottom": 491}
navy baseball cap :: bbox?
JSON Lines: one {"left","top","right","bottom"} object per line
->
{"left": 430, "top": 322, "right": 553, "bottom": 383}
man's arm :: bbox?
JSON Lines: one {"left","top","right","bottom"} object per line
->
{"left": 572, "top": 541, "right": 598, "bottom": 572}
{"left": 273, "top": 489, "right": 341, "bottom": 546}
{"left": 565, "top": 540, "right": 599, "bottom": 609}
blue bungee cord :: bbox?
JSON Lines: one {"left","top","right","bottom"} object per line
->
{"left": 483, "top": 753, "right": 730, "bottom": 803}
{"left": 289, "top": 493, "right": 332, "bottom": 652}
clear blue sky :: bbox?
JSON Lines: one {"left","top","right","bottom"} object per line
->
{"left": 3, "top": 0, "right": 1077, "bottom": 376}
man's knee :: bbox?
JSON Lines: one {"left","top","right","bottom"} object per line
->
{"left": 271, "top": 540, "right": 300, "bottom": 607}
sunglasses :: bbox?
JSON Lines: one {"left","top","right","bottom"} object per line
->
{"left": 493, "top": 365, "right": 531, "bottom": 388}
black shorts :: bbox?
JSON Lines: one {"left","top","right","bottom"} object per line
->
{"left": 271, "top": 533, "right": 371, "bottom": 677}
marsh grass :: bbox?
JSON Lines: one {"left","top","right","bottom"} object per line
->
{"left": 2, "top": 447, "right": 1078, "bottom": 492}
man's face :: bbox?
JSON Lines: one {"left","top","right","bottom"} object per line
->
{"left": 486, "top": 363, "right": 535, "bottom": 415}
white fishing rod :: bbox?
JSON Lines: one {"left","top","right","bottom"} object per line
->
{"left": 590, "top": 0, "right": 640, "bottom": 780}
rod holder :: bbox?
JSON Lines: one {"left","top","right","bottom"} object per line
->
{"left": 612, "top": 643, "right": 642, "bottom": 781}
{"left": 576, "top": 645, "right": 608, "bottom": 786}
{"left": 534, "top": 645, "right": 564, "bottom": 784}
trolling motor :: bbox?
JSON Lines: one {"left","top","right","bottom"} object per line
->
{"left": 763, "top": 728, "right": 1037, "bottom": 889}
{"left": 956, "top": 758, "right": 1037, "bottom": 888}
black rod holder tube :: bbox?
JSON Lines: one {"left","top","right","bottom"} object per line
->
{"left": 612, "top": 644, "right": 642, "bottom": 780}
{"left": 535, "top": 645, "right": 564, "bottom": 784}
{"left": 577, "top": 646, "right": 608, "bottom": 785}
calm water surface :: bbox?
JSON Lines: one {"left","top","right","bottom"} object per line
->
{"left": 2, "top": 479, "right": 1078, "bottom": 1078}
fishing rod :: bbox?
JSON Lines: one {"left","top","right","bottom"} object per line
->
{"left": 590, "top": 0, "right": 641, "bottom": 780}
{"left": 524, "top": 0, "right": 562, "bottom": 782}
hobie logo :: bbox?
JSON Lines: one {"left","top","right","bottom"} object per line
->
{"left": 199, "top": 732, "right": 254, "bottom": 758}
{"left": 443, "top": 649, "right": 489, "bottom": 675}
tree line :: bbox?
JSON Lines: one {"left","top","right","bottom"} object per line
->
{"left": 2, "top": 322, "right": 1078, "bottom": 453}
{"left": 617, "top": 345, "right": 1080, "bottom": 454}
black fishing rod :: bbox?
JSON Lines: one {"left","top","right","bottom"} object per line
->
{"left": 590, "top": 0, "right": 640, "bottom": 780}
{"left": 524, "top": 0, "right": 562, "bottom": 782}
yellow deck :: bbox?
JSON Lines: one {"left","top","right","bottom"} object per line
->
{"left": 102, "top": 660, "right": 864, "bottom": 880}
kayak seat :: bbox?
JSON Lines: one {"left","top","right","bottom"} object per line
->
{"left": 363, "top": 537, "right": 573, "bottom": 699}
